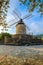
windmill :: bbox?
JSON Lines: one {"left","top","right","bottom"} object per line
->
{"left": 2, "top": 9, "right": 33, "bottom": 34}
{"left": 6, "top": 8, "right": 33, "bottom": 34}
{"left": 0, "top": 9, "right": 33, "bottom": 45}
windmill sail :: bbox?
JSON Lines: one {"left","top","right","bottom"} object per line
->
{"left": 23, "top": 13, "right": 33, "bottom": 20}
{"left": 13, "top": 10, "right": 20, "bottom": 19}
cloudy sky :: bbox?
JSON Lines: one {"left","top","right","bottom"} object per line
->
{"left": 0, "top": 0, "right": 43, "bottom": 35}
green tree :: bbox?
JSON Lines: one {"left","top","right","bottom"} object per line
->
{"left": 0, "top": 33, "right": 12, "bottom": 43}
{"left": 0, "top": 0, "right": 10, "bottom": 18}
{"left": 19, "top": 0, "right": 43, "bottom": 15}
{"left": 0, "top": 33, "right": 12, "bottom": 40}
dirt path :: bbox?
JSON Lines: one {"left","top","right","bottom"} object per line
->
{"left": 0, "top": 45, "right": 43, "bottom": 56}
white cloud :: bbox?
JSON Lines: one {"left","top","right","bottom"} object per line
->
{"left": 29, "top": 21, "right": 43, "bottom": 35}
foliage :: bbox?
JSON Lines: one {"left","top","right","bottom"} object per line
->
{"left": 19, "top": 0, "right": 43, "bottom": 15}
{"left": 0, "top": 33, "right": 12, "bottom": 40}
{"left": 34, "top": 34, "right": 43, "bottom": 38}
{"left": 0, "top": 0, "right": 10, "bottom": 18}
{"left": 0, "top": 34, "right": 3, "bottom": 39}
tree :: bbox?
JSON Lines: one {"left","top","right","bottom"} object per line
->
{"left": 19, "top": 0, "right": 43, "bottom": 15}
{"left": 0, "top": 0, "right": 10, "bottom": 18}
{"left": 0, "top": 33, "right": 12, "bottom": 43}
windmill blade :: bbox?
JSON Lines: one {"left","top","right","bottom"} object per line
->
{"left": 5, "top": 18, "right": 18, "bottom": 28}
{"left": 7, "top": 19, "right": 15, "bottom": 24}
{"left": 15, "top": 8, "right": 21, "bottom": 17}
{"left": 13, "top": 9, "right": 20, "bottom": 19}
{"left": 23, "top": 13, "right": 33, "bottom": 20}
{"left": 8, "top": 21, "right": 18, "bottom": 28}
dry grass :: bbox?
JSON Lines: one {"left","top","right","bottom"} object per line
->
{"left": 0, "top": 55, "right": 43, "bottom": 65}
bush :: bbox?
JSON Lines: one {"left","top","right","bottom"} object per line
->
{"left": 0, "top": 33, "right": 12, "bottom": 41}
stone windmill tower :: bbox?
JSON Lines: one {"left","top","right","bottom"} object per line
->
{"left": 16, "top": 19, "right": 26, "bottom": 34}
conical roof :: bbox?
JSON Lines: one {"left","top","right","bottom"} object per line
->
{"left": 16, "top": 19, "right": 25, "bottom": 26}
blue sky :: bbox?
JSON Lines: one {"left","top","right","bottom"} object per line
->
{"left": 5, "top": 0, "right": 43, "bottom": 35}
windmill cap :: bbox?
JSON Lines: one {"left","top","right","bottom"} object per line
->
{"left": 16, "top": 19, "right": 25, "bottom": 26}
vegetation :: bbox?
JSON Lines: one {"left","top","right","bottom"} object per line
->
{"left": 0, "top": 55, "right": 43, "bottom": 65}
{"left": 19, "top": 0, "right": 43, "bottom": 15}
{"left": 35, "top": 34, "right": 43, "bottom": 38}
{"left": 0, "top": 0, "right": 10, "bottom": 18}
{"left": 34, "top": 34, "right": 43, "bottom": 43}
{"left": 0, "top": 33, "right": 12, "bottom": 44}
{"left": 0, "top": 33, "right": 12, "bottom": 39}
